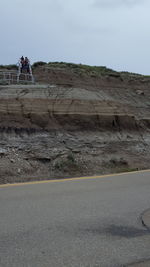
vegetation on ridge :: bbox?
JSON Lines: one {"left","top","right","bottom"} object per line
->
{"left": 0, "top": 61, "right": 149, "bottom": 78}
{"left": 32, "top": 61, "right": 146, "bottom": 78}
{"left": 32, "top": 61, "right": 118, "bottom": 76}
{"left": 0, "top": 64, "right": 17, "bottom": 70}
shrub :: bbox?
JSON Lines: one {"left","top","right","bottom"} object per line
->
{"left": 67, "top": 152, "right": 75, "bottom": 163}
{"left": 54, "top": 152, "right": 76, "bottom": 171}
{"left": 0, "top": 64, "right": 17, "bottom": 70}
{"left": 32, "top": 61, "right": 47, "bottom": 68}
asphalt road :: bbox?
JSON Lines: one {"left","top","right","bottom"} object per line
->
{"left": 0, "top": 171, "right": 150, "bottom": 267}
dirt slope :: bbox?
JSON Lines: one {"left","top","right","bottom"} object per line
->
{"left": 0, "top": 63, "right": 150, "bottom": 183}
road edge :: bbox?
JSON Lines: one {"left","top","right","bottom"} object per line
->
{"left": 0, "top": 169, "right": 150, "bottom": 188}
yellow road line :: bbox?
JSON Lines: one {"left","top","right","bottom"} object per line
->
{"left": 0, "top": 169, "right": 150, "bottom": 189}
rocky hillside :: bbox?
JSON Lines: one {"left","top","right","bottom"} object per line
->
{"left": 0, "top": 62, "right": 150, "bottom": 183}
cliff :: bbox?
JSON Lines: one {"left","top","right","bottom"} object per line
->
{"left": 0, "top": 63, "right": 149, "bottom": 183}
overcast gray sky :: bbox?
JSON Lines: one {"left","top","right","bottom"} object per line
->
{"left": 0, "top": 0, "right": 149, "bottom": 74}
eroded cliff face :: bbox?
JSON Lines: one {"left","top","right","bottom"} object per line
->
{"left": 0, "top": 66, "right": 150, "bottom": 183}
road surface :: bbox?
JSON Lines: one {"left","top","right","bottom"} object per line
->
{"left": 0, "top": 171, "right": 150, "bottom": 267}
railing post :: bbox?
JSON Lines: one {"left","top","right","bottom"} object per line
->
{"left": 17, "top": 63, "right": 21, "bottom": 83}
{"left": 9, "top": 73, "right": 11, "bottom": 84}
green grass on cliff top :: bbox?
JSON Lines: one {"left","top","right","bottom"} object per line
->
{"left": 33, "top": 61, "right": 116, "bottom": 73}
{"left": 0, "top": 61, "right": 149, "bottom": 78}
{"left": 32, "top": 61, "right": 148, "bottom": 78}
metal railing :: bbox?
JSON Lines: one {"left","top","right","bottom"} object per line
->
{"left": 0, "top": 70, "right": 34, "bottom": 84}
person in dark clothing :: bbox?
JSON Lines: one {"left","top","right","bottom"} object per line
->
{"left": 24, "top": 57, "right": 29, "bottom": 65}
{"left": 24, "top": 57, "right": 30, "bottom": 73}
{"left": 20, "top": 56, "right": 24, "bottom": 63}
{"left": 20, "top": 56, "right": 24, "bottom": 73}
